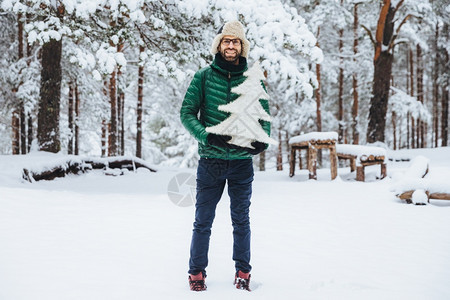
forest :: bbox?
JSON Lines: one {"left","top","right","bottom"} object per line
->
{"left": 0, "top": 0, "right": 448, "bottom": 169}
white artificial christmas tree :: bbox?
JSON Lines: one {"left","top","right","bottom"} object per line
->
{"left": 206, "top": 62, "right": 277, "bottom": 148}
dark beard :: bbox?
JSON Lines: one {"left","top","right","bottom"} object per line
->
{"left": 214, "top": 53, "right": 247, "bottom": 73}
{"left": 220, "top": 48, "right": 241, "bottom": 63}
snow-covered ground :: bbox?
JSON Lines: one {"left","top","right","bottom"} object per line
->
{"left": 1, "top": 148, "right": 450, "bottom": 300}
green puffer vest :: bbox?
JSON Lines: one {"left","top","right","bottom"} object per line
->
{"left": 180, "top": 58, "right": 271, "bottom": 159}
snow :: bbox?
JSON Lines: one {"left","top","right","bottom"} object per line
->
{"left": 1, "top": 148, "right": 450, "bottom": 299}
{"left": 390, "top": 151, "right": 450, "bottom": 195}
{"left": 336, "top": 144, "right": 387, "bottom": 158}
{"left": 411, "top": 189, "right": 428, "bottom": 205}
{"left": 402, "top": 155, "right": 430, "bottom": 179}
{"left": 392, "top": 177, "right": 450, "bottom": 195}
{"left": 289, "top": 131, "right": 338, "bottom": 144}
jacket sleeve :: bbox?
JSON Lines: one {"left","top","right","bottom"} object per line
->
{"left": 180, "top": 70, "right": 209, "bottom": 145}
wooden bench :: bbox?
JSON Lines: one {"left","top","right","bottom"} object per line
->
{"left": 289, "top": 132, "right": 338, "bottom": 180}
{"left": 336, "top": 144, "right": 387, "bottom": 182}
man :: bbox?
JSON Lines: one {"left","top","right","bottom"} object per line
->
{"left": 180, "top": 20, "right": 271, "bottom": 292}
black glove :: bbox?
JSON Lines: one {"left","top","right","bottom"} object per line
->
{"left": 245, "top": 141, "right": 267, "bottom": 155}
{"left": 207, "top": 134, "right": 234, "bottom": 149}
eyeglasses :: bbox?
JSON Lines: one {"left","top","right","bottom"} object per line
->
{"left": 221, "top": 39, "right": 241, "bottom": 46}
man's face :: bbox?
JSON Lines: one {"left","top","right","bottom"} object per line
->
{"left": 218, "top": 35, "right": 242, "bottom": 64}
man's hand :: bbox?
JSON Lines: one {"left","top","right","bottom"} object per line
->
{"left": 245, "top": 141, "right": 267, "bottom": 155}
{"left": 207, "top": 134, "right": 233, "bottom": 148}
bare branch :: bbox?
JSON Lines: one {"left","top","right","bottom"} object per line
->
{"left": 388, "top": 14, "right": 414, "bottom": 51}
{"left": 392, "top": 39, "right": 409, "bottom": 51}
{"left": 393, "top": 0, "right": 405, "bottom": 16}
{"left": 361, "top": 24, "right": 376, "bottom": 48}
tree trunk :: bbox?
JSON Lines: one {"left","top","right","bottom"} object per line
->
{"left": 259, "top": 150, "right": 266, "bottom": 172}
{"left": 442, "top": 84, "right": 449, "bottom": 147}
{"left": 38, "top": 37, "right": 62, "bottom": 153}
{"left": 285, "top": 131, "right": 290, "bottom": 165}
{"left": 12, "top": 110, "right": 20, "bottom": 154}
{"left": 108, "top": 70, "right": 117, "bottom": 156}
{"left": 26, "top": 13, "right": 33, "bottom": 152}
{"left": 118, "top": 80, "right": 125, "bottom": 156}
{"left": 366, "top": 0, "right": 398, "bottom": 143}
{"left": 315, "top": 26, "right": 323, "bottom": 165}
{"left": 68, "top": 82, "right": 74, "bottom": 154}
{"left": 352, "top": 4, "right": 360, "bottom": 145}
{"left": 12, "top": 13, "right": 24, "bottom": 155}
{"left": 277, "top": 130, "right": 283, "bottom": 171}
{"left": 20, "top": 103, "right": 26, "bottom": 154}
{"left": 433, "top": 23, "right": 439, "bottom": 148}
{"left": 75, "top": 83, "right": 80, "bottom": 155}
{"left": 27, "top": 113, "right": 33, "bottom": 152}
{"left": 136, "top": 45, "right": 144, "bottom": 158}
{"left": 101, "top": 119, "right": 107, "bottom": 157}
{"left": 409, "top": 47, "right": 415, "bottom": 148}
{"left": 392, "top": 111, "right": 397, "bottom": 150}
{"left": 442, "top": 43, "right": 449, "bottom": 146}
{"left": 108, "top": 34, "right": 121, "bottom": 157}
{"left": 416, "top": 44, "right": 424, "bottom": 148}
{"left": 367, "top": 51, "right": 393, "bottom": 143}
{"left": 338, "top": 25, "right": 344, "bottom": 144}
{"left": 120, "top": 92, "right": 125, "bottom": 155}
{"left": 116, "top": 43, "right": 125, "bottom": 156}
{"left": 19, "top": 12, "right": 27, "bottom": 154}
{"left": 315, "top": 26, "right": 322, "bottom": 133}
{"left": 117, "top": 70, "right": 123, "bottom": 155}
{"left": 407, "top": 112, "right": 410, "bottom": 149}
{"left": 102, "top": 81, "right": 108, "bottom": 156}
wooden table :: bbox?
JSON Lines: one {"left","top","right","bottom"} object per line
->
{"left": 289, "top": 138, "right": 338, "bottom": 180}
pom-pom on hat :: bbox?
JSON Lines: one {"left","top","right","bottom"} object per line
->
{"left": 210, "top": 20, "right": 250, "bottom": 58}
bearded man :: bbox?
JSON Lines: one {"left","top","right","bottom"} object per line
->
{"left": 180, "top": 20, "right": 271, "bottom": 292}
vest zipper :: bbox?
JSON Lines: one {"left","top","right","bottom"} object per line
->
{"left": 227, "top": 72, "right": 231, "bottom": 102}
{"left": 227, "top": 72, "right": 231, "bottom": 159}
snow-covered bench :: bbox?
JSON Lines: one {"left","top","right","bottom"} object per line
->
{"left": 393, "top": 156, "right": 450, "bottom": 204}
{"left": 336, "top": 144, "right": 387, "bottom": 181}
{"left": 289, "top": 132, "right": 338, "bottom": 180}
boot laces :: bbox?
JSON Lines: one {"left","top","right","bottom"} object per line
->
{"left": 189, "top": 278, "right": 206, "bottom": 291}
{"left": 235, "top": 276, "right": 251, "bottom": 291}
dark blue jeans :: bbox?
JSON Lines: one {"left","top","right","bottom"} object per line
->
{"left": 189, "top": 158, "right": 253, "bottom": 277}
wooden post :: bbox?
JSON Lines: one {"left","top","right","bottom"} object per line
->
{"left": 350, "top": 158, "right": 356, "bottom": 172}
{"left": 289, "top": 147, "right": 296, "bottom": 177}
{"left": 329, "top": 145, "right": 338, "bottom": 180}
{"left": 308, "top": 145, "right": 317, "bottom": 180}
{"left": 381, "top": 163, "right": 387, "bottom": 179}
{"left": 299, "top": 149, "right": 303, "bottom": 170}
{"left": 356, "top": 166, "right": 365, "bottom": 181}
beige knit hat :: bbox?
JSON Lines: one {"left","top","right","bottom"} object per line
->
{"left": 210, "top": 20, "right": 250, "bottom": 58}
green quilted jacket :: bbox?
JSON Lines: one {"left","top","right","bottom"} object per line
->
{"left": 180, "top": 57, "right": 271, "bottom": 159}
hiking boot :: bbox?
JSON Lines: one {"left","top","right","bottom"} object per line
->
{"left": 189, "top": 273, "right": 207, "bottom": 291}
{"left": 234, "top": 270, "right": 251, "bottom": 291}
